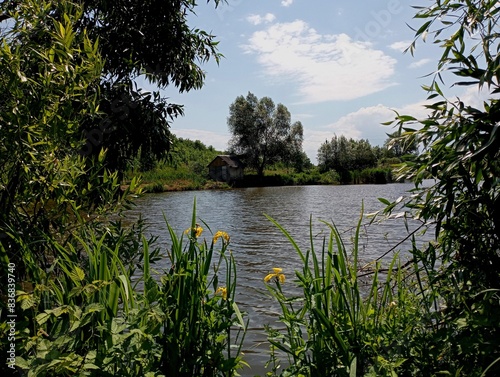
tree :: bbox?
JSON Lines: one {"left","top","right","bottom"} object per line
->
{"left": 0, "top": 0, "right": 225, "bottom": 172}
{"left": 0, "top": 0, "right": 223, "bottom": 277}
{"left": 317, "top": 135, "right": 377, "bottom": 182}
{"left": 0, "top": 0, "right": 113, "bottom": 276}
{"left": 351, "top": 138, "right": 377, "bottom": 170}
{"left": 383, "top": 1, "right": 500, "bottom": 374}
{"left": 78, "top": 0, "right": 225, "bottom": 171}
{"left": 227, "top": 92, "right": 305, "bottom": 176}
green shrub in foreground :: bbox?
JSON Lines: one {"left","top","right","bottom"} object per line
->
{"left": 12, "top": 203, "right": 246, "bottom": 377}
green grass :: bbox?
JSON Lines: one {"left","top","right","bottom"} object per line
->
{"left": 127, "top": 165, "right": 215, "bottom": 192}
{"left": 263, "top": 206, "right": 421, "bottom": 376}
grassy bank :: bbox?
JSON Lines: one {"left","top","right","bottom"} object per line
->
{"left": 127, "top": 165, "right": 231, "bottom": 192}
{"left": 125, "top": 165, "right": 399, "bottom": 193}
{"left": 123, "top": 136, "right": 403, "bottom": 192}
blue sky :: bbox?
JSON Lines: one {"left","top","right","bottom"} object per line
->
{"left": 148, "top": 0, "right": 488, "bottom": 162}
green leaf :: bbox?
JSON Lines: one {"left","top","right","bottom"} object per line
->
{"left": 378, "top": 197, "right": 391, "bottom": 205}
{"left": 36, "top": 312, "right": 51, "bottom": 325}
{"left": 349, "top": 357, "right": 357, "bottom": 377}
{"left": 69, "top": 266, "right": 85, "bottom": 283}
{"left": 232, "top": 301, "right": 245, "bottom": 329}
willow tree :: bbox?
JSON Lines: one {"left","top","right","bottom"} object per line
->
{"left": 227, "top": 92, "right": 304, "bottom": 176}
{"left": 77, "top": 0, "right": 226, "bottom": 171}
{"left": 0, "top": 0, "right": 225, "bottom": 280}
{"left": 383, "top": 1, "right": 500, "bottom": 374}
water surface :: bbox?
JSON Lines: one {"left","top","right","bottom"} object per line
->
{"left": 127, "top": 183, "right": 430, "bottom": 376}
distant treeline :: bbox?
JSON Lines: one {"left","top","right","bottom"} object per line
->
{"left": 129, "top": 134, "right": 410, "bottom": 190}
{"left": 317, "top": 133, "right": 417, "bottom": 184}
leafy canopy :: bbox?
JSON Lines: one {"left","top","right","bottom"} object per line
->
{"left": 0, "top": 0, "right": 226, "bottom": 172}
{"left": 383, "top": 0, "right": 500, "bottom": 374}
{"left": 317, "top": 136, "right": 378, "bottom": 179}
{"left": 227, "top": 92, "right": 304, "bottom": 176}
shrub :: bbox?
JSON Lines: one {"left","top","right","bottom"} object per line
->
{"left": 11, "top": 203, "right": 247, "bottom": 377}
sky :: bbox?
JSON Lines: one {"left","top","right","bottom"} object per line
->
{"left": 144, "top": 0, "right": 489, "bottom": 163}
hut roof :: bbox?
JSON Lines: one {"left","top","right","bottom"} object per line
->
{"left": 208, "top": 155, "right": 244, "bottom": 168}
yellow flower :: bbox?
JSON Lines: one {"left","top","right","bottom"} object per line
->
{"left": 213, "top": 230, "right": 230, "bottom": 244}
{"left": 184, "top": 224, "right": 203, "bottom": 238}
{"left": 264, "top": 267, "right": 285, "bottom": 284}
{"left": 216, "top": 286, "right": 227, "bottom": 300}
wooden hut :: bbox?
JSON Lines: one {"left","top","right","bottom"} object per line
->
{"left": 207, "top": 155, "right": 244, "bottom": 183}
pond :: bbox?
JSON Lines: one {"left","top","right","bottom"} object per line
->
{"left": 126, "top": 183, "right": 432, "bottom": 376}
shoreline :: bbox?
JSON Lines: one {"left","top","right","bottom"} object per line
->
{"left": 124, "top": 175, "right": 404, "bottom": 194}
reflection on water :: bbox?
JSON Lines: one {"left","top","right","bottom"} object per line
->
{"left": 126, "top": 183, "right": 432, "bottom": 376}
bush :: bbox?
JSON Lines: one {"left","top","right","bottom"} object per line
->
{"left": 318, "top": 170, "right": 340, "bottom": 185}
{"left": 10, "top": 204, "right": 247, "bottom": 377}
{"left": 352, "top": 168, "right": 393, "bottom": 184}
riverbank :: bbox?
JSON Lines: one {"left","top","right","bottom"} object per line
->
{"left": 125, "top": 165, "right": 399, "bottom": 193}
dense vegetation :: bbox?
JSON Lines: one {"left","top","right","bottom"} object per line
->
{"left": 381, "top": 0, "right": 500, "bottom": 373}
{"left": 227, "top": 92, "right": 308, "bottom": 176}
{"left": 127, "top": 136, "right": 225, "bottom": 192}
{"left": 1, "top": 0, "right": 499, "bottom": 376}
{"left": 0, "top": 1, "right": 244, "bottom": 376}
{"left": 317, "top": 134, "right": 412, "bottom": 184}
{"left": 132, "top": 134, "right": 405, "bottom": 191}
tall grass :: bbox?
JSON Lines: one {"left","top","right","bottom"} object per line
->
{"left": 263, "top": 207, "right": 421, "bottom": 376}
{"left": 13, "top": 201, "right": 247, "bottom": 376}
{"left": 154, "top": 200, "right": 247, "bottom": 376}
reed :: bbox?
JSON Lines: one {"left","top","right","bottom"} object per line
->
{"left": 13, "top": 200, "right": 247, "bottom": 376}
{"left": 154, "top": 200, "right": 247, "bottom": 376}
{"left": 263, "top": 206, "right": 420, "bottom": 376}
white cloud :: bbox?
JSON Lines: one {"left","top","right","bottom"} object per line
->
{"left": 307, "top": 101, "right": 432, "bottom": 162}
{"left": 246, "top": 13, "right": 276, "bottom": 26}
{"left": 244, "top": 20, "right": 398, "bottom": 103}
{"left": 409, "top": 58, "right": 431, "bottom": 68}
{"left": 281, "top": 0, "right": 293, "bottom": 7}
{"left": 388, "top": 40, "right": 412, "bottom": 52}
{"left": 454, "top": 85, "right": 498, "bottom": 108}
{"left": 305, "top": 85, "right": 499, "bottom": 162}
{"left": 323, "top": 105, "right": 394, "bottom": 145}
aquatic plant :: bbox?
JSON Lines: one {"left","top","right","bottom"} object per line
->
{"left": 263, "top": 207, "right": 420, "bottom": 376}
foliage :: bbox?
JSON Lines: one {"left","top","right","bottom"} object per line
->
{"left": 125, "top": 137, "right": 223, "bottom": 191}
{"left": 0, "top": 4, "right": 143, "bottom": 374}
{"left": 81, "top": 80, "right": 184, "bottom": 172}
{"left": 167, "top": 136, "right": 222, "bottom": 173}
{"left": 0, "top": 2, "right": 245, "bottom": 376}
{"left": 317, "top": 136, "right": 379, "bottom": 183}
{"left": 156, "top": 205, "right": 246, "bottom": 376}
{"left": 6, "top": 0, "right": 500, "bottom": 374}
{"left": 227, "top": 92, "right": 305, "bottom": 177}
{"left": 383, "top": 130, "right": 418, "bottom": 158}
{"left": 0, "top": 0, "right": 225, "bottom": 173}
{"left": 0, "top": 0, "right": 139, "bottom": 279}
{"left": 9, "top": 204, "right": 246, "bottom": 377}
{"left": 77, "top": 0, "right": 224, "bottom": 171}
{"left": 77, "top": 0, "right": 225, "bottom": 90}
{"left": 263, "top": 209, "right": 420, "bottom": 376}
{"left": 13, "top": 225, "right": 159, "bottom": 377}
{"left": 351, "top": 167, "right": 395, "bottom": 185}
{"left": 380, "top": 0, "right": 500, "bottom": 374}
